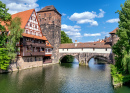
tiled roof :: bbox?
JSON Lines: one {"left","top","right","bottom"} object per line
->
{"left": 22, "top": 33, "right": 47, "bottom": 40}
{"left": 59, "top": 42, "right": 111, "bottom": 49}
{"left": 109, "top": 27, "right": 119, "bottom": 34}
{"left": 37, "top": 5, "right": 61, "bottom": 15}
{"left": 46, "top": 41, "right": 53, "bottom": 48}
{"left": 11, "top": 9, "right": 34, "bottom": 29}
{"left": 0, "top": 9, "right": 34, "bottom": 31}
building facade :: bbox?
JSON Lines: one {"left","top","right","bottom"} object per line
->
{"left": 8, "top": 9, "right": 48, "bottom": 71}
{"left": 37, "top": 5, "right": 61, "bottom": 63}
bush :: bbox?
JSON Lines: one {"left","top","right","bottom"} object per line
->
{"left": 110, "top": 65, "right": 124, "bottom": 84}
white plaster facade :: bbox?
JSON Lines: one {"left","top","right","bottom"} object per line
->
{"left": 59, "top": 48, "right": 112, "bottom": 54}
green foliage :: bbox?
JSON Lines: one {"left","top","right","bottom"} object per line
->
{"left": 0, "top": 1, "right": 11, "bottom": 31}
{"left": 0, "top": 48, "right": 10, "bottom": 70}
{"left": 60, "top": 31, "right": 74, "bottom": 63}
{"left": 0, "top": 1, "right": 11, "bottom": 70}
{"left": 7, "top": 17, "right": 24, "bottom": 61}
{"left": 61, "top": 31, "right": 73, "bottom": 44}
{"left": 112, "top": 0, "right": 130, "bottom": 75}
{"left": 61, "top": 55, "right": 74, "bottom": 63}
{"left": 110, "top": 65, "right": 124, "bottom": 84}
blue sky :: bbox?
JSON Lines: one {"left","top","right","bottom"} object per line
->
{"left": 2, "top": 0, "right": 126, "bottom": 42}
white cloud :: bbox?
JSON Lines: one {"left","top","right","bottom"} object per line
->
{"left": 62, "top": 13, "right": 66, "bottom": 16}
{"left": 69, "top": 9, "right": 105, "bottom": 26}
{"left": 101, "top": 31, "right": 110, "bottom": 37}
{"left": 106, "top": 18, "right": 120, "bottom": 23}
{"left": 1, "top": 0, "right": 39, "bottom": 14}
{"left": 84, "top": 33, "right": 101, "bottom": 37}
{"left": 61, "top": 24, "right": 81, "bottom": 32}
{"left": 97, "top": 9, "right": 105, "bottom": 18}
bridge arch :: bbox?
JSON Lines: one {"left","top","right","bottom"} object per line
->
{"left": 59, "top": 53, "right": 79, "bottom": 62}
{"left": 86, "top": 53, "right": 111, "bottom": 64}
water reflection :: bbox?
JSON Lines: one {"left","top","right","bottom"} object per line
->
{"left": 0, "top": 58, "right": 130, "bottom": 93}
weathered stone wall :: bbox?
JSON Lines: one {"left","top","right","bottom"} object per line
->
{"left": 8, "top": 56, "right": 43, "bottom": 71}
{"left": 37, "top": 9, "right": 61, "bottom": 63}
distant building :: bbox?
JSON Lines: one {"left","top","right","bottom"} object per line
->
{"left": 37, "top": 5, "right": 62, "bottom": 63}
{"left": 109, "top": 27, "right": 119, "bottom": 46}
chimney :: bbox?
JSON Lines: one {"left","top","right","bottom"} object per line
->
{"left": 75, "top": 40, "right": 77, "bottom": 47}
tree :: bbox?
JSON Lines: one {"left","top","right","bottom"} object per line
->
{"left": 61, "top": 31, "right": 73, "bottom": 44}
{"left": 113, "top": 0, "right": 130, "bottom": 74}
{"left": 0, "top": 1, "right": 11, "bottom": 70}
{"left": 61, "top": 31, "right": 74, "bottom": 62}
{"left": 6, "top": 17, "right": 24, "bottom": 61}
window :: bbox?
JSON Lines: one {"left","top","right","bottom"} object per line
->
{"left": 34, "top": 32, "right": 36, "bottom": 35}
{"left": 45, "top": 49, "right": 47, "bottom": 52}
{"left": 35, "top": 25, "right": 37, "bottom": 29}
{"left": 30, "top": 31, "right": 32, "bottom": 34}
{"left": 49, "top": 13, "right": 51, "bottom": 16}
{"left": 30, "top": 23, "right": 32, "bottom": 27}
{"left": 39, "top": 58, "right": 41, "bottom": 61}
{"left": 27, "top": 58, "right": 29, "bottom": 62}
{"left": 30, "top": 58, "right": 32, "bottom": 62}
{"left": 26, "top": 30, "right": 28, "bottom": 33}
{"left": 82, "top": 48, "right": 83, "bottom": 51}
{"left": 39, "top": 14, "right": 41, "bottom": 17}
{"left": 35, "top": 57, "right": 37, "bottom": 61}
{"left": 62, "top": 49, "right": 64, "bottom": 51}
{"left": 38, "top": 33, "right": 40, "bottom": 36}
{"left": 49, "top": 17, "right": 51, "bottom": 20}
{"left": 106, "top": 48, "right": 107, "bottom": 51}
{"left": 44, "top": 13, "right": 46, "bottom": 17}
{"left": 67, "top": 49, "right": 68, "bottom": 51}
{"left": 93, "top": 48, "right": 95, "bottom": 51}
{"left": 33, "top": 47, "right": 35, "bottom": 52}
{"left": 26, "top": 47, "right": 29, "bottom": 51}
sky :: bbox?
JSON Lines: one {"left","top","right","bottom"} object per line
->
{"left": 1, "top": 0, "right": 126, "bottom": 42}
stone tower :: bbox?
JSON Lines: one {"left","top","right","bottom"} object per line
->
{"left": 37, "top": 5, "right": 61, "bottom": 63}
{"left": 109, "top": 27, "right": 119, "bottom": 64}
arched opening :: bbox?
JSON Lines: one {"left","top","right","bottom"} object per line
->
{"left": 88, "top": 55, "right": 108, "bottom": 70}
{"left": 60, "top": 55, "right": 79, "bottom": 68}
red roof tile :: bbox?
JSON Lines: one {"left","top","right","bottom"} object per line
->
{"left": 109, "top": 27, "right": 119, "bottom": 34}
{"left": 22, "top": 33, "right": 47, "bottom": 40}
{"left": 59, "top": 42, "right": 111, "bottom": 49}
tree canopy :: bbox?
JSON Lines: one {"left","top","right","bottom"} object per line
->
{"left": 113, "top": 0, "right": 130, "bottom": 74}
{"left": 61, "top": 31, "right": 73, "bottom": 44}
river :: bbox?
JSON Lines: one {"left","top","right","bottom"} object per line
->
{"left": 0, "top": 58, "right": 130, "bottom": 93}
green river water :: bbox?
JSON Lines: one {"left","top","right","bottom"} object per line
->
{"left": 0, "top": 58, "right": 130, "bottom": 93}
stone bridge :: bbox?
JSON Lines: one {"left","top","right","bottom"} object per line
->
{"left": 59, "top": 42, "right": 113, "bottom": 65}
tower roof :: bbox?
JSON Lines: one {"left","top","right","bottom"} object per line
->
{"left": 109, "top": 27, "right": 119, "bottom": 34}
{"left": 37, "top": 5, "right": 61, "bottom": 16}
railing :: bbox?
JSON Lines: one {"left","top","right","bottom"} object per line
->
{"left": 23, "top": 41, "right": 46, "bottom": 47}
{"left": 22, "top": 51, "right": 45, "bottom": 56}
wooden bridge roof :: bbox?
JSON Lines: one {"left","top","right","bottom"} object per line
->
{"left": 59, "top": 42, "right": 111, "bottom": 49}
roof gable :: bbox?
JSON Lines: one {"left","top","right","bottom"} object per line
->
{"left": 11, "top": 9, "right": 34, "bottom": 29}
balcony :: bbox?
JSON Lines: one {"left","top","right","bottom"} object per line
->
{"left": 23, "top": 41, "right": 46, "bottom": 47}
{"left": 22, "top": 51, "right": 45, "bottom": 56}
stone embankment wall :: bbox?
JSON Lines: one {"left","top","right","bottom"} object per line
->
{"left": 8, "top": 57, "right": 43, "bottom": 72}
